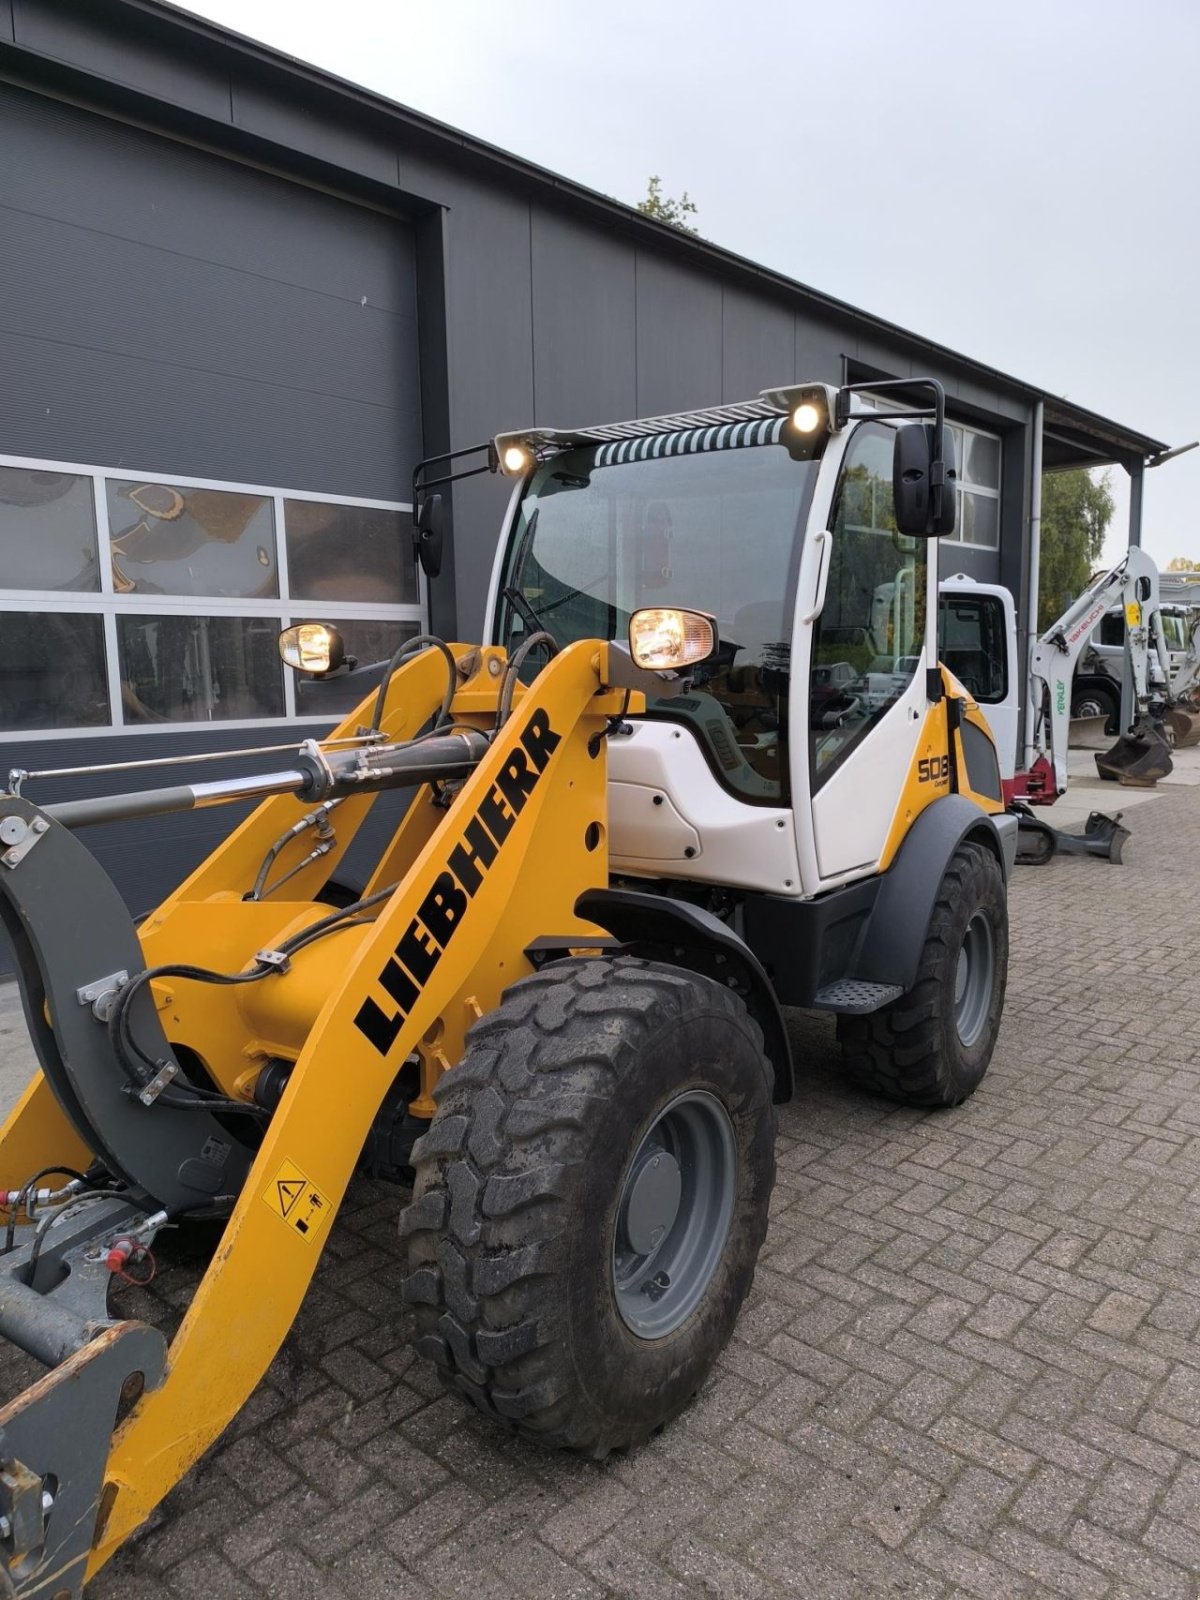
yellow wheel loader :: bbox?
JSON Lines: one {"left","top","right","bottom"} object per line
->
{"left": 0, "top": 377, "right": 1015, "bottom": 1594}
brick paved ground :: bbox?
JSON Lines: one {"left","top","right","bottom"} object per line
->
{"left": 5, "top": 783, "right": 1200, "bottom": 1598}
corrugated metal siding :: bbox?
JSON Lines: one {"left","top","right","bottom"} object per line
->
{"left": 0, "top": 81, "right": 421, "bottom": 498}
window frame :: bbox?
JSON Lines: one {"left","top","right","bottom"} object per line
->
{"left": 0, "top": 450, "right": 421, "bottom": 740}
{"left": 947, "top": 422, "right": 1002, "bottom": 551}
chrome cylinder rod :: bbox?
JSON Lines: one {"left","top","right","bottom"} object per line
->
{"left": 42, "top": 730, "right": 490, "bottom": 831}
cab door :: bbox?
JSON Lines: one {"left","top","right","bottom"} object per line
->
{"left": 939, "top": 580, "right": 1018, "bottom": 779}
{"left": 802, "top": 421, "right": 932, "bottom": 881}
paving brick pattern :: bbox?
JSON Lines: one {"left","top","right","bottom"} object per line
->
{"left": 9, "top": 786, "right": 1200, "bottom": 1597}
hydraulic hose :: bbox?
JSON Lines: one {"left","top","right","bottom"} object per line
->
{"left": 370, "top": 634, "right": 458, "bottom": 732}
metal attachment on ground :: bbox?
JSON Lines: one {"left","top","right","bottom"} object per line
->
{"left": 1014, "top": 807, "right": 1129, "bottom": 866}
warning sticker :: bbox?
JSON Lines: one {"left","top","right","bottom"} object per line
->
{"left": 262, "top": 1159, "right": 332, "bottom": 1245}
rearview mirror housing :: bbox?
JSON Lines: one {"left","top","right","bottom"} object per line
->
{"left": 413, "top": 493, "right": 445, "bottom": 579}
{"left": 893, "top": 422, "right": 958, "bottom": 538}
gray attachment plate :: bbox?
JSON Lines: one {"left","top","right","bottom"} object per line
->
{"left": 0, "top": 796, "right": 252, "bottom": 1214}
{"left": 811, "top": 979, "right": 904, "bottom": 1015}
{"left": 0, "top": 1197, "right": 149, "bottom": 1368}
{"left": 0, "top": 1319, "right": 167, "bottom": 1598}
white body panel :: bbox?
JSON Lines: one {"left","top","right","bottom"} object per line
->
{"left": 607, "top": 722, "right": 802, "bottom": 895}
{"left": 809, "top": 674, "right": 928, "bottom": 876}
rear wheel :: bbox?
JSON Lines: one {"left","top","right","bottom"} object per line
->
{"left": 400, "top": 956, "right": 775, "bottom": 1455}
{"left": 838, "top": 841, "right": 1007, "bottom": 1107}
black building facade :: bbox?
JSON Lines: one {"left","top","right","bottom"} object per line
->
{"left": 0, "top": 0, "right": 1166, "bottom": 955}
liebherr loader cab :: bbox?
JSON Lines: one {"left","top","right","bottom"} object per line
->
{"left": 488, "top": 380, "right": 1015, "bottom": 977}
{"left": 0, "top": 377, "right": 1014, "bottom": 1596}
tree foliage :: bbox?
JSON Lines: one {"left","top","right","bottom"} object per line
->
{"left": 1167, "top": 556, "right": 1198, "bottom": 572}
{"left": 636, "top": 176, "right": 699, "bottom": 234}
{"left": 1037, "top": 468, "right": 1115, "bottom": 631}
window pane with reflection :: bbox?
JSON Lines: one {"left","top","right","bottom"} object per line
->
{"left": 962, "top": 431, "right": 1000, "bottom": 489}
{"left": 960, "top": 491, "right": 999, "bottom": 549}
{"left": 0, "top": 611, "right": 110, "bottom": 730}
{"left": 107, "top": 481, "right": 277, "bottom": 599}
{"left": 117, "top": 614, "right": 283, "bottom": 723}
{"left": 284, "top": 500, "right": 416, "bottom": 604}
{"left": 0, "top": 467, "right": 99, "bottom": 591}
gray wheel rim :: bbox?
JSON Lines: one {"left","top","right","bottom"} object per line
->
{"left": 611, "top": 1089, "right": 736, "bottom": 1339}
{"left": 954, "top": 911, "right": 995, "bottom": 1048}
{"left": 1074, "top": 696, "right": 1107, "bottom": 720}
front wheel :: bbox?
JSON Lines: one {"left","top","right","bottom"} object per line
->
{"left": 400, "top": 956, "right": 776, "bottom": 1455}
{"left": 838, "top": 841, "right": 1008, "bottom": 1107}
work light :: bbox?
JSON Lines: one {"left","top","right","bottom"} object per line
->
{"left": 501, "top": 444, "right": 533, "bottom": 474}
{"left": 278, "top": 623, "right": 345, "bottom": 675}
{"left": 791, "top": 402, "right": 822, "bottom": 433}
{"left": 628, "top": 608, "right": 717, "bottom": 671}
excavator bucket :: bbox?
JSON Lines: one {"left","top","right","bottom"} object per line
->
{"left": 1095, "top": 723, "right": 1174, "bottom": 786}
{"left": 1166, "top": 707, "right": 1200, "bottom": 748}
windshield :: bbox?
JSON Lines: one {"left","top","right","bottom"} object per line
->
{"left": 495, "top": 434, "right": 823, "bottom": 804}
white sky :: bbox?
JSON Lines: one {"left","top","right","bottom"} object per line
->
{"left": 183, "top": 0, "right": 1200, "bottom": 570}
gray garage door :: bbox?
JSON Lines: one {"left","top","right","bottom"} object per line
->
{"left": 0, "top": 82, "right": 424, "bottom": 971}
{"left": 0, "top": 81, "right": 421, "bottom": 496}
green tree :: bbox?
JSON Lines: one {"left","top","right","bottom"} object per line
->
{"left": 636, "top": 176, "right": 699, "bottom": 234}
{"left": 1167, "top": 556, "right": 1198, "bottom": 572}
{"left": 1037, "top": 468, "right": 1115, "bottom": 631}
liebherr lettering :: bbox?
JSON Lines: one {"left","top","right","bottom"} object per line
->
{"left": 353, "top": 708, "right": 562, "bottom": 1057}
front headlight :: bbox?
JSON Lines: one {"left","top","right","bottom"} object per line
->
{"left": 628, "top": 608, "right": 717, "bottom": 672}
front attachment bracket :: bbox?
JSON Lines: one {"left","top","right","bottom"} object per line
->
{"left": 0, "top": 795, "right": 252, "bottom": 1214}
{"left": 0, "top": 1320, "right": 167, "bottom": 1598}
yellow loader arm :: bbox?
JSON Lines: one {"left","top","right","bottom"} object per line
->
{"left": 0, "top": 640, "right": 628, "bottom": 1595}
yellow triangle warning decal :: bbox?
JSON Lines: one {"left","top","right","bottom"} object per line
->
{"left": 262, "top": 1158, "right": 332, "bottom": 1246}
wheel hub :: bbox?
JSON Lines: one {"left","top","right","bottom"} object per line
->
{"left": 611, "top": 1090, "right": 736, "bottom": 1340}
{"left": 621, "top": 1148, "right": 682, "bottom": 1256}
{"left": 954, "top": 910, "right": 995, "bottom": 1048}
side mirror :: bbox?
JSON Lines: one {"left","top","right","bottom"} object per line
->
{"left": 893, "top": 423, "right": 958, "bottom": 538}
{"left": 413, "top": 494, "right": 445, "bottom": 579}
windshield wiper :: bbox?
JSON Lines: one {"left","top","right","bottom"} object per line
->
{"left": 502, "top": 508, "right": 544, "bottom": 640}
{"left": 503, "top": 584, "right": 543, "bottom": 638}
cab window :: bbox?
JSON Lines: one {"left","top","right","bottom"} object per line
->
{"left": 810, "top": 422, "right": 926, "bottom": 788}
